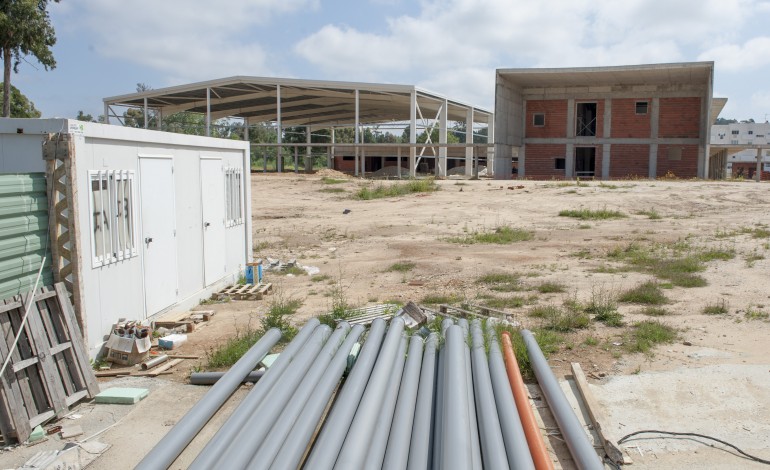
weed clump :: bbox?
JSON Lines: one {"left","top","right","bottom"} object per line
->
{"left": 476, "top": 272, "right": 523, "bottom": 292}
{"left": 449, "top": 226, "right": 534, "bottom": 244}
{"left": 702, "top": 299, "right": 729, "bottom": 315}
{"left": 355, "top": 179, "right": 438, "bottom": 200}
{"left": 619, "top": 281, "right": 668, "bottom": 305}
{"left": 537, "top": 281, "right": 567, "bottom": 294}
{"left": 386, "top": 261, "right": 416, "bottom": 273}
{"left": 558, "top": 208, "right": 626, "bottom": 220}
{"left": 625, "top": 320, "right": 677, "bottom": 354}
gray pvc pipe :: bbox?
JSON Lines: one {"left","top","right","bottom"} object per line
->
{"left": 383, "top": 334, "right": 424, "bottom": 469}
{"left": 522, "top": 329, "right": 604, "bottom": 470}
{"left": 134, "top": 328, "right": 281, "bottom": 470}
{"left": 432, "top": 318, "right": 454, "bottom": 470}
{"left": 362, "top": 334, "right": 408, "bottom": 469}
{"left": 216, "top": 324, "right": 332, "bottom": 469}
{"left": 486, "top": 323, "right": 536, "bottom": 470}
{"left": 442, "top": 325, "right": 472, "bottom": 470}
{"left": 246, "top": 323, "right": 351, "bottom": 468}
{"left": 187, "top": 319, "right": 320, "bottom": 470}
{"left": 189, "top": 370, "right": 264, "bottom": 385}
{"left": 303, "top": 318, "right": 387, "bottom": 469}
{"left": 333, "top": 317, "right": 405, "bottom": 470}
{"left": 459, "top": 318, "right": 483, "bottom": 470}
{"left": 141, "top": 354, "right": 168, "bottom": 370}
{"left": 470, "top": 320, "right": 510, "bottom": 470}
{"left": 269, "top": 324, "right": 366, "bottom": 470}
{"left": 406, "top": 333, "right": 437, "bottom": 470}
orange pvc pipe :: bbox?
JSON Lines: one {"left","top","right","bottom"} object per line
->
{"left": 501, "top": 331, "right": 554, "bottom": 470}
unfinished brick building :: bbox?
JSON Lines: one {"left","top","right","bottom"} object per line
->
{"left": 493, "top": 62, "right": 718, "bottom": 180}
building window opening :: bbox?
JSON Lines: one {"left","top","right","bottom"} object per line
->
{"left": 575, "top": 147, "right": 596, "bottom": 177}
{"left": 533, "top": 113, "right": 545, "bottom": 127}
{"left": 732, "top": 130, "right": 739, "bottom": 135}
{"left": 635, "top": 101, "right": 648, "bottom": 115}
{"left": 89, "top": 170, "right": 137, "bottom": 268}
{"left": 554, "top": 158, "right": 565, "bottom": 170}
{"left": 576, "top": 103, "right": 597, "bottom": 137}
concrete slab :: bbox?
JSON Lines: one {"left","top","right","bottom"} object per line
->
{"left": 94, "top": 387, "right": 149, "bottom": 404}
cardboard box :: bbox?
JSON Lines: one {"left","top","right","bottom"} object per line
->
{"left": 105, "top": 334, "right": 151, "bottom": 366}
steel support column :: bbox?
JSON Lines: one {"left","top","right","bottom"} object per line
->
{"left": 466, "top": 108, "right": 474, "bottom": 176}
{"left": 355, "top": 89, "right": 360, "bottom": 176}
{"left": 438, "top": 99, "right": 448, "bottom": 177}
{"left": 277, "top": 84, "right": 282, "bottom": 173}
{"left": 410, "top": 90, "right": 417, "bottom": 177}
{"left": 205, "top": 88, "right": 210, "bottom": 137}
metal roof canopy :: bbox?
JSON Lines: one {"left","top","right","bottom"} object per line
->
{"left": 497, "top": 61, "right": 714, "bottom": 89}
{"left": 103, "top": 76, "right": 493, "bottom": 129}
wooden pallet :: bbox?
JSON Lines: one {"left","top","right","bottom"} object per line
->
{"left": 153, "top": 310, "right": 216, "bottom": 332}
{"left": 0, "top": 283, "right": 99, "bottom": 443}
{"left": 213, "top": 283, "right": 272, "bottom": 301}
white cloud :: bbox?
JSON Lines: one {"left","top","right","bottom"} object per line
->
{"left": 295, "top": 0, "right": 765, "bottom": 106}
{"left": 698, "top": 37, "right": 770, "bottom": 71}
{"left": 65, "top": 0, "right": 318, "bottom": 82}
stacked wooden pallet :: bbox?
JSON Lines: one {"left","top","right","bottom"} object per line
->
{"left": 0, "top": 283, "right": 99, "bottom": 444}
{"left": 213, "top": 282, "right": 272, "bottom": 301}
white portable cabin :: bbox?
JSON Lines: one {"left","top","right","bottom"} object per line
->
{"left": 0, "top": 118, "right": 252, "bottom": 356}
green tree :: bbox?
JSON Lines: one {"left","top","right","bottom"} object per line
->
{"left": 0, "top": 82, "right": 40, "bottom": 117}
{"left": 1, "top": 0, "right": 58, "bottom": 117}
{"left": 76, "top": 110, "right": 95, "bottom": 122}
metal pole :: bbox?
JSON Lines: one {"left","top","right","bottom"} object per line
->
{"left": 470, "top": 320, "right": 510, "bottom": 470}
{"left": 303, "top": 318, "right": 387, "bottom": 469}
{"left": 269, "top": 324, "right": 366, "bottom": 470}
{"left": 442, "top": 325, "right": 473, "bottom": 470}
{"left": 362, "top": 335, "right": 408, "bottom": 469}
{"left": 333, "top": 317, "right": 406, "bottom": 470}
{"left": 522, "top": 329, "right": 604, "bottom": 470}
{"left": 215, "top": 325, "right": 332, "bottom": 469}
{"left": 383, "top": 334, "right": 424, "bottom": 469}
{"left": 406, "top": 332, "right": 437, "bottom": 470}
{"left": 246, "top": 323, "right": 352, "bottom": 467}
{"left": 134, "top": 328, "right": 282, "bottom": 470}
{"left": 187, "top": 319, "right": 320, "bottom": 470}
{"left": 459, "top": 319, "right": 483, "bottom": 470}
{"left": 189, "top": 370, "right": 263, "bottom": 386}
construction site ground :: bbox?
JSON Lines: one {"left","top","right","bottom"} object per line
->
{"left": 4, "top": 174, "right": 770, "bottom": 469}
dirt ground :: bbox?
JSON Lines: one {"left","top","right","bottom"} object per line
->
{"left": 5, "top": 174, "right": 770, "bottom": 469}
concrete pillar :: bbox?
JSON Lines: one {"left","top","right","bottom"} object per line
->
{"left": 103, "top": 103, "right": 110, "bottom": 125}
{"left": 305, "top": 126, "right": 312, "bottom": 173}
{"left": 565, "top": 143, "right": 574, "bottom": 179}
{"left": 410, "top": 90, "right": 417, "bottom": 177}
{"left": 276, "top": 85, "right": 282, "bottom": 173}
{"left": 603, "top": 98, "right": 611, "bottom": 138}
{"left": 397, "top": 146, "right": 402, "bottom": 179}
{"left": 355, "top": 89, "right": 360, "bottom": 177}
{"left": 437, "top": 99, "right": 448, "bottom": 177}
{"left": 328, "top": 127, "right": 334, "bottom": 169}
{"left": 143, "top": 97, "right": 149, "bottom": 130}
{"left": 566, "top": 99, "right": 575, "bottom": 138}
{"left": 602, "top": 144, "right": 611, "bottom": 180}
{"left": 649, "top": 98, "right": 660, "bottom": 179}
{"left": 518, "top": 146, "right": 526, "bottom": 179}
{"left": 243, "top": 117, "right": 249, "bottom": 141}
{"left": 465, "top": 108, "right": 474, "bottom": 177}
{"left": 756, "top": 147, "right": 762, "bottom": 182}
{"left": 157, "top": 108, "right": 162, "bottom": 130}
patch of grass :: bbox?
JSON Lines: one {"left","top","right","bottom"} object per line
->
{"left": 702, "top": 299, "right": 728, "bottom": 315}
{"left": 745, "top": 252, "right": 765, "bottom": 267}
{"left": 311, "top": 274, "right": 332, "bottom": 282}
{"left": 598, "top": 183, "right": 619, "bottom": 189}
{"left": 584, "top": 285, "right": 622, "bottom": 326}
{"left": 745, "top": 306, "right": 769, "bottom": 321}
{"left": 619, "top": 281, "right": 669, "bottom": 305}
{"left": 448, "top": 226, "right": 534, "bottom": 244}
{"left": 386, "top": 261, "right": 416, "bottom": 273}
{"left": 578, "top": 224, "right": 592, "bottom": 229}
{"left": 607, "top": 242, "right": 712, "bottom": 288}
{"left": 355, "top": 178, "right": 439, "bottom": 200}
{"left": 321, "top": 176, "right": 347, "bottom": 184}
{"left": 742, "top": 226, "right": 770, "bottom": 239}
{"left": 529, "top": 304, "right": 590, "bottom": 331}
{"left": 476, "top": 272, "right": 522, "bottom": 292}
{"left": 637, "top": 209, "right": 662, "bottom": 220}
{"left": 479, "top": 295, "right": 526, "bottom": 309}
{"left": 697, "top": 248, "right": 736, "bottom": 262}
{"left": 319, "top": 187, "right": 346, "bottom": 193}
{"left": 274, "top": 265, "right": 306, "bottom": 276}
{"left": 422, "top": 293, "right": 462, "bottom": 305}
{"left": 536, "top": 281, "right": 566, "bottom": 293}
{"left": 558, "top": 207, "right": 626, "bottom": 220}
{"left": 641, "top": 306, "right": 669, "bottom": 316}
{"left": 625, "top": 320, "right": 677, "bottom": 354}
{"left": 583, "top": 336, "right": 599, "bottom": 346}
{"left": 529, "top": 305, "right": 560, "bottom": 318}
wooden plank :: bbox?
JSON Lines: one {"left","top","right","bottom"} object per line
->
{"left": 28, "top": 410, "right": 56, "bottom": 429}
{"left": 0, "top": 315, "right": 30, "bottom": 440}
{"left": 11, "top": 356, "right": 39, "bottom": 373}
{"left": 64, "top": 390, "right": 89, "bottom": 407}
{"left": 54, "top": 283, "right": 99, "bottom": 397}
{"left": 0, "top": 301, "right": 23, "bottom": 314}
{"left": 0, "top": 387, "right": 18, "bottom": 440}
{"left": 147, "top": 358, "right": 183, "bottom": 377}
{"left": 94, "top": 371, "right": 132, "bottom": 378}
{"left": 570, "top": 362, "right": 633, "bottom": 466}
{"left": 4, "top": 306, "right": 41, "bottom": 424}
{"left": 45, "top": 297, "right": 86, "bottom": 392}
{"left": 166, "top": 355, "right": 200, "bottom": 360}
{"left": 35, "top": 293, "right": 75, "bottom": 397}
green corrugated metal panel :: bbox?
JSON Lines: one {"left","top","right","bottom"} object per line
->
{"left": 0, "top": 173, "right": 51, "bottom": 301}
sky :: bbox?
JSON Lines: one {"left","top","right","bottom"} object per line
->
{"left": 11, "top": 0, "right": 770, "bottom": 122}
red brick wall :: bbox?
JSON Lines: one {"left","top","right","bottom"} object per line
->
{"left": 657, "top": 144, "right": 698, "bottom": 178}
{"left": 525, "top": 100, "right": 567, "bottom": 138}
{"left": 333, "top": 156, "right": 355, "bottom": 172}
{"left": 610, "top": 144, "right": 649, "bottom": 178}
{"left": 524, "top": 144, "right": 567, "bottom": 179}
{"left": 659, "top": 97, "right": 701, "bottom": 138}
{"left": 611, "top": 98, "right": 651, "bottom": 138}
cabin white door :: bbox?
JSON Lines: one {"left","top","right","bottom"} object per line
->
{"left": 139, "top": 156, "right": 178, "bottom": 315}
{"left": 200, "top": 158, "right": 227, "bottom": 286}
